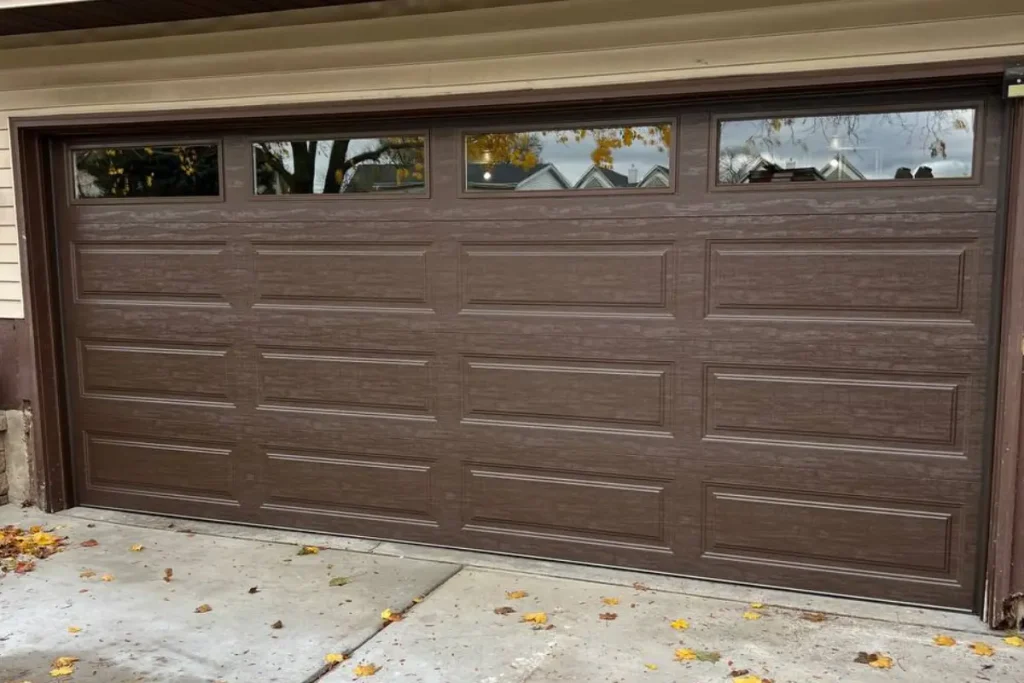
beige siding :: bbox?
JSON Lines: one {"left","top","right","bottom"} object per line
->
{"left": 0, "top": 0, "right": 1022, "bottom": 320}
{"left": 0, "top": 116, "right": 20, "bottom": 320}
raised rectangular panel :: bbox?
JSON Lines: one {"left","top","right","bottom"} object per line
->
{"left": 78, "top": 339, "right": 232, "bottom": 406}
{"left": 262, "top": 447, "right": 435, "bottom": 525}
{"left": 72, "top": 242, "right": 228, "bottom": 305}
{"left": 253, "top": 242, "right": 431, "bottom": 309}
{"left": 704, "top": 365, "right": 964, "bottom": 455}
{"left": 83, "top": 432, "right": 236, "bottom": 504}
{"left": 258, "top": 347, "right": 435, "bottom": 418}
{"left": 462, "top": 355, "right": 671, "bottom": 435}
{"left": 706, "top": 239, "right": 971, "bottom": 320}
{"left": 463, "top": 463, "right": 669, "bottom": 549}
{"left": 459, "top": 241, "right": 672, "bottom": 315}
{"left": 702, "top": 482, "right": 957, "bottom": 578}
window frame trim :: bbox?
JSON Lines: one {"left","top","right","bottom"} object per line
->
{"left": 708, "top": 99, "right": 987, "bottom": 192}
{"left": 66, "top": 139, "right": 226, "bottom": 205}
{"left": 245, "top": 130, "right": 432, "bottom": 200}
{"left": 456, "top": 115, "right": 679, "bottom": 199}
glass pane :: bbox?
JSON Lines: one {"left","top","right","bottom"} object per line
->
{"left": 253, "top": 137, "right": 426, "bottom": 195}
{"left": 73, "top": 144, "right": 220, "bottom": 198}
{"left": 465, "top": 124, "right": 672, "bottom": 192}
{"left": 717, "top": 109, "right": 976, "bottom": 184}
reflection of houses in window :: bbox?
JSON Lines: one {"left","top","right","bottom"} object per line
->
{"left": 466, "top": 163, "right": 570, "bottom": 191}
{"left": 738, "top": 154, "right": 867, "bottom": 183}
{"left": 638, "top": 165, "right": 670, "bottom": 188}
{"left": 573, "top": 164, "right": 670, "bottom": 189}
{"left": 343, "top": 164, "right": 425, "bottom": 192}
{"left": 819, "top": 154, "right": 866, "bottom": 181}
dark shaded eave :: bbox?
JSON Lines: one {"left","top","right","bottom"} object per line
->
{"left": 0, "top": 0, "right": 379, "bottom": 36}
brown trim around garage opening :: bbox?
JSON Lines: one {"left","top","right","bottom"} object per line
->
{"left": 988, "top": 97, "right": 1024, "bottom": 629}
{"left": 8, "top": 57, "right": 1015, "bottom": 612}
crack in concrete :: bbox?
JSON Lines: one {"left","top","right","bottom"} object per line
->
{"left": 298, "top": 564, "right": 467, "bottom": 683}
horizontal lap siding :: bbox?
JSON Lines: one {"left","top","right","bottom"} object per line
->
{"left": 0, "top": 117, "right": 20, "bottom": 320}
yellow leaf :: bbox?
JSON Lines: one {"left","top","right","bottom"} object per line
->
{"left": 869, "top": 655, "right": 894, "bottom": 669}
{"left": 644, "top": 663, "right": 658, "bottom": 670}
{"left": 67, "top": 626, "right": 82, "bottom": 634}
{"left": 101, "top": 574, "right": 114, "bottom": 582}
{"left": 933, "top": 634, "right": 957, "bottom": 647}
{"left": 505, "top": 590, "right": 528, "bottom": 599}
{"left": 970, "top": 642, "right": 995, "bottom": 657}
{"left": 1004, "top": 635, "right": 1024, "bottom": 647}
{"left": 353, "top": 662, "right": 380, "bottom": 677}
{"left": 602, "top": 597, "right": 620, "bottom": 606}
{"left": 324, "top": 653, "right": 347, "bottom": 664}
{"left": 670, "top": 618, "right": 689, "bottom": 631}
{"left": 130, "top": 544, "right": 144, "bottom": 552}
{"left": 412, "top": 595, "right": 425, "bottom": 603}
{"left": 52, "top": 657, "right": 78, "bottom": 668}
{"left": 32, "top": 532, "right": 59, "bottom": 547}
{"left": 194, "top": 604, "right": 212, "bottom": 614}
{"left": 381, "top": 608, "right": 402, "bottom": 623}
{"left": 521, "top": 612, "right": 547, "bottom": 624}
{"left": 674, "top": 648, "right": 696, "bottom": 661}
{"left": 732, "top": 677, "right": 763, "bottom": 683}
{"left": 50, "top": 666, "right": 74, "bottom": 678}
{"left": 742, "top": 611, "right": 763, "bottom": 621}
{"left": 750, "top": 602, "right": 764, "bottom": 609}
{"left": 297, "top": 546, "right": 320, "bottom": 556}
{"left": 79, "top": 570, "right": 95, "bottom": 579}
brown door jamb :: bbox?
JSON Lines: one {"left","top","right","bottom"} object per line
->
{"left": 988, "top": 98, "right": 1024, "bottom": 629}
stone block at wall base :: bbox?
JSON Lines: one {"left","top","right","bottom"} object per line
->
{"left": 3, "top": 408, "right": 33, "bottom": 507}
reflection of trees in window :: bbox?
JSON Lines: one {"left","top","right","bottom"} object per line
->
{"left": 466, "top": 125, "right": 672, "bottom": 171}
{"left": 718, "top": 110, "right": 974, "bottom": 184}
{"left": 253, "top": 137, "right": 425, "bottom": 194}
{"left": 74, "top": 145, "right": 219, "bottom": 198}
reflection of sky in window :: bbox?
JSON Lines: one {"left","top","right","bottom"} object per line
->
{"left": 718, "top": 109, "right": 975, "bottom": 181}
{"left": 532, "top": 130, "right": 671, "bottom": 185}
{"left": 259, "top": 139, "right": 383, "bottom": 193}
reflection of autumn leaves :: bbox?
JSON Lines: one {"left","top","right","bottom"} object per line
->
{"left": 467, "top": 124, "right": 672, "bottom": 172}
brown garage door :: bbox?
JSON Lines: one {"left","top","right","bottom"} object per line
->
{"left": 55, "top": 87, "right": 1000, "bottom": 609}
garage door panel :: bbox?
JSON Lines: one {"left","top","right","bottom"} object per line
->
{"left": 686, "top": 463, "right": 978, "bottom": 608}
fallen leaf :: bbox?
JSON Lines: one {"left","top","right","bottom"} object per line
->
{"left": 732, "top": 677, "right": 765, "bottom": 683}
{"left": 800, "top": 611, "right": 827, "bottom": 622}
{"left": 353, "top": 662, "right": 380, "bottom": 677}
{"left": 494, "top": 606, "right": 516, "bottom": 615}
{"left": 695, "top": 650, "right": 722, "bottom": 663}
{"left": 80, "top": 539, "right": 99, "bottom": 548}
{"left": 50, "top": 666, "right": 74, "bottom": 678}
{"left": 324, "top": 653, "right": 347, "bottom": 664}
{"left": 30, "top": 525, "right": 42, "bottom": 533}
{"left": 79, "top": 570, "right": 95, "bottom": 579}
{"left": 644, "top": 663, "right": 658, "bottom": 670}
{"left": 632, "top": 582, "right": 650, "bottom": 591}
{"left": 412, "top": 595, "right": 425, "bottom": 603}
{"left": 297, "top": 546, "right": 320, "bottom": 556}
{"left": 674, "top": 648, "right": 697, "bottom": 661}
{"left": 970, "top": 642, "right": 995, "bottom": 657}
{"left": 742, "top": 611, "right": 763, "bottom": 621}
{"left": 729, "top": 669, "right": 751, "bottom": 678}
{"left": 1004, "top": 635, "right": 1024, "bottom": 647}
{"left": 194, "top": 603, "right": 212, "bottom": 614}
{"left": 532, "top": 623, "right": 555, "bottom": 631}
{"left": 933, "top": 634, "right": 957, "bottom": 647}
{"left": 52, "top": 657, "right": 79, "bottom": 668}
{"left": 129, "top": 544, "right": 144, "bottom": 552}
{"left": 14, "top": 560, "right": 36, "bottom": 574}
{"left": 669, "top": 618, "right": 689, "bottom": 631}
{"left": 855, "top": 652, "right": 894, "bottom": 669}
{"left": 163, "top": 568, "right": 173, "bottom": 582}
{"left": 521, "top": 612, "right": 547, "bottom": 624}
{"left": 271, "top": 620, "right": 283, "bottom": 629}
{"left": 505, "top": 590, "right": 528, "bottom": 599}
{"left": 750, "top": 602, "right": 764, "bottom": 609}
{"left": 602, "top": 597, "right": 620, "bottom": 606}
{"left": 328, "top": 577, "right": 350, "bottom": 587}
{"left": 100, "top": 574, "right": 114, "bottom": 582}
{"left": 248, "top": 586, "right": 259, "bottom": 594}
{"left": 67, "top": 626, "right": 82, "bottom": 634}
{"left": 599, "top": 612, "right": 617, "bottom": 621}
{"left": 381, "top": 608, "right": 402, "bottom": 623}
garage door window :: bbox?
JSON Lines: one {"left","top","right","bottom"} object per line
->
{"left": 253, "top": 136, "right": 426, "bottom": 195}
{"left": 464, "top": 123, "right": 673, "bottom": 192}
{"left": 716, "top": 108, "right": 977, "bottom": 184}
{"left": 73, "top": 144, "right": 220, "bottom": 199}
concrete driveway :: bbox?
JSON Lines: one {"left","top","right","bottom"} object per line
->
{"left": 1, "top": 505, "right": 1022, "bottom": 683}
